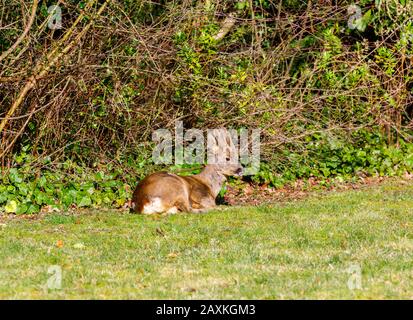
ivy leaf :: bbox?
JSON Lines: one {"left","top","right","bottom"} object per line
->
{"left": 0, "top": 192, "right": 9, "bottom": 203}
{"left": 38, "top": 176, "right": 47, "bottom": 188}
{"left": 27, "top": 204, "right": 40, "bottom": 214}
{"left": 9, "top": 169, "right": 23, "bottom": 184}
{"left": 355, "top": 10, "right": 372, "bottom": 32}
{"left": 78, "top": 196, "right": 92, "bottom": 207}
{"left": 16, "top": 203, "right": 28, "bottom": 215}
{"left": 5, "top": 200, "right": 18, "bottom": 213}
{"left": 235, "top": 1, "right": 248, "bottom": 10}
{"left": 17, "top": 183, "right": 29, "bottom": 196}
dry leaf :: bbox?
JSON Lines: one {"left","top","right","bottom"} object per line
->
{"left": 167, "top": 252, "right": 179, "bottom": 259}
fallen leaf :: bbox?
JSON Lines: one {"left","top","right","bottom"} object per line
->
{"left": 243, "top": 185, "right": 254, "bottom": 196}
{"left": 167, "top": 252, "right": 179, "bottom": 259}
{"left": 41, "top": 205, "right": 61, "bottom": 213}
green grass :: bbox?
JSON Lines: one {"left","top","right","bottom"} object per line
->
{"left": 1, "top": 181, "right": 413, "bottom": 299}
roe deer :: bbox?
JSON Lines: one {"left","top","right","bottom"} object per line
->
{"left": 131, "top": 163, "right": 243, "bottom": 214}
{"left": 132, "top": 128, "right": 244, "bottom": 214}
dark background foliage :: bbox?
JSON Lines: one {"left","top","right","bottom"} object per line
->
{"left": 0, "top": 0, "right": 412, "bottom": 212}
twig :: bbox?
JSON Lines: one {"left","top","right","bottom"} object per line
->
{"left": 0, "top": 0, "right": 38, "bottom": 63}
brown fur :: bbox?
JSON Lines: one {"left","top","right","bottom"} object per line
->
{"left": 132, "top": 164, "right": 242, "bottom": 214}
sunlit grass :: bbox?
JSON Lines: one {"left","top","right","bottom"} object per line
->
{"left": 0, "top": 180, "right": 412, "bottom": 299}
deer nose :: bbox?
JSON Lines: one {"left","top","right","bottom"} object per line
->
{"left": 236, "top": 167, "right": 243, "bottom": 176}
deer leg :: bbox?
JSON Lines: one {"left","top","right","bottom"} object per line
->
{"left": 189, "top": 197, "right": 216, "bottom": 213}
{"left": 175, "top": 199, "right": 192, "bottom": 213}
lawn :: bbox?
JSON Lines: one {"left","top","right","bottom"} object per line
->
{"left": 0, "top": 180, "right": 412, "bottom": 299}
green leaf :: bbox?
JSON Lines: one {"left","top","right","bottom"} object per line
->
{"left": 17, "top": 183, "right": 29, "bottom": 196}
{"left": 355, "top": 9, "right": 372, "bottom": 32}
{"left": 38, "top": 176, "right": 47, "bottom": 188}
{"left": 5, "top": 200, "right": 18, "bottom": 213}
{"left": 16, "top": 203, "right": 28, "bottom": 215}
{"left": 9, "top": 168, "right": 23, "bottom": 184}
{"left": 78, "top": 196, "right": 92, "bottom": 207}
{"left": 235, "top": 1, "right": 248, "bottom": 10}
{"left": 27, "top": 204, "right": 40, "bottom": 214}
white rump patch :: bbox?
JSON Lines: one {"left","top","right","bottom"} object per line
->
{"left": 142, "top": 197, "right": 178, "bottom": 214}
{"left": 142, "top": 197, "right": 165, "bottom": 214}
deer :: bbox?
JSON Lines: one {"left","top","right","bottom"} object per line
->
{"left": 131, "top": 129, "right": 243, "bottom": 214}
